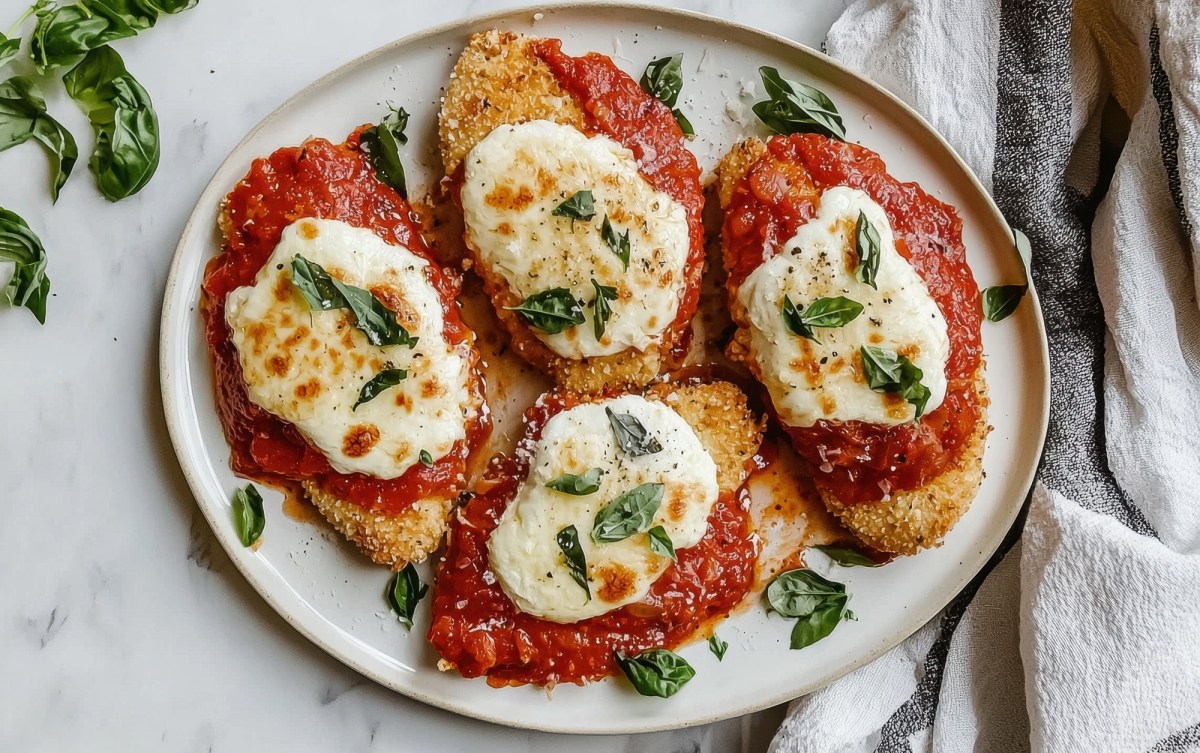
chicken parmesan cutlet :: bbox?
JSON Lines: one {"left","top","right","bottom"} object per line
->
{"left": 428, "top": 379, "right": 764, "bottom": 687}
{"left": 202, "top": 131, "right": 489, "bottom": 570}
{"left": 715, "top": 136, "right": 989, "bottom": 556}
{"left": 438, "top": 31, "right": 705, "bottom": 393}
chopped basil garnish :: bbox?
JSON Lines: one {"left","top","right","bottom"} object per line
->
{"left": 615, "top": 648, "right": 695, "bottom": 698}
{"left": 592, "top": 482, "right": 664, "bottom": 543}
{"left": 360, "top": 105, "right": 409, "bottom": 198}
{"left": 0, "top": 76, "right": 77, "bottom": 201}
{"left": 0, "top": 207, "right": 50, "bottom": 323}
{"left": 352, "top": 367, "right": 407, "bottom": 411}
{"left": 982, "top": 284, "right": 1027, "bottom": 322}
{"left": 647, "top": 525, "right": 676, "bottom": 561}
{"left": 708, "top": 634, "right": 728, "bottom": 661}
{"left": 291, "top": 254, "right": 418, "bottom": 348}
{"left": 782, "top": 295, "right": 863, "bottom": 341}
{"left": 545, "top": 467, "right": 604, "bottom": 495}
{"left": 506, "top": 287, "right": 585, "bottom": 335}
{"left": 386, "top": 563, "right": 428, "bottom": 628}
{"left": 231, "top": 483, "right": 264, "bottom": 547}
{"left": 552, "top": 190, "right": 596, "bottom": 221}
{"left": 601, "top": 214, "right": 631, "bottom": 270}
{"left": 753, "top": 66, "right": 846, "bottom": 140}
{"left": 419, "top": 449, "right": 434, "bottom": 468}
{"left": 556, "top": 525, "right": 590, "bottom": 600}
{"left": 813, "top": 544, "right": 880, "bottom": 568}
{"left": 639, "top": 54, "right": 692, "bottom": 136}
{"left": 859, "top": 345, "right": 932, "bottom": 418}
{"left": 766, "top": 568, "right": 855, "bottom": 650}
{"left": 605, "top": 407, "right": 663, "bottom": 457}
{"left": 855, "top": 211, "right": 881, "bottom": 289}
{"left": 590, "top": 278, "right": 618, "bottom": 340}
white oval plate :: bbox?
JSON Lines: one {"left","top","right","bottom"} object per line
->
{"left": 160, "top": 2, "right": 1049, "bottom": 734}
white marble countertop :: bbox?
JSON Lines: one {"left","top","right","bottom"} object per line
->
{"left": 0, "top": 1, "right": 848, "bottom": 750}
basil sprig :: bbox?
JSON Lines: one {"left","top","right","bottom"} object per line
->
{"left": 754, "top": 66, "right": 846, "bottom": 140}
{"left": 32, "top": 0, "right": 196, "bottom": 72}
{"left": 552, "top": 190, "right": 595, "bottom": 221}
{"left": 813, "top": 544, "right": 880, "bottom": 568}
{"left": 639, "top": 53, "right": 692, "bottom": 136}
{"left": 290, "top": 254, "right": 418, "bottom": 348}
{"left": 855, "top": 211, "right": 881, "bottom": 289}
{"left": 859, "top": 345, "right": 932, "bottom": 418}
{"left": 0, "top": 1, "right": 50, "bottom": 68}
{"left": 647, "top": 525, "right": 676, "bottom": 561}
{"left": 615, "top": 648, "right": 695, "bottom": 698}
{"left": 506, "top": 287, "right": 584, "bottom": 335}
{"left": 386, "top": 563, "right": 428, "bottom": 628}
{"left": 63, "top": 46, "right": 160, "bottom": 201}
{"left": 767, "top": 568, "right": 855, "bottom": 650}
{"left": 590, "top": 278, "right": 618, "bottom": 340}
{"left": 782, "top": 294, "right": 863, "bottom": 341}
{"left": 601, "top": 214, "right": 631, "bottom": 270}
{"left": 0, "top": 207, "right": 50, "bottom": 323}
{"left": 352, "top": 367, "right": 407, "bottom": 411}
{"left": 605, "top": 407, "right": 662, "bottom": 457}
{"left": 982, "top": 284, "right": 1026, "bottom": 322}
{"left": 360, "top": 105, "right": 409, "bottom": 198}
{"left": 0, "top": 76, "right": 78, "bottom": 201}
{"left": 231, "top": 483, "right": 265, "bottom": 547}
{"left": 556, "top": 524, "right": 590, "bottom": 600}
{"left": 592, "top": 482, "right": 664, "bottom": 543}
{"left": 708, "top": 634, "right": 728, "bottom": 661}
{"left": 545, "top": 467, "right": 603, "bottom": 495}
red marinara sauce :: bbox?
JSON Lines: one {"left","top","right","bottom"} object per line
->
{"left": 427, "top": 392, "right": 757, "bottom": 687}
{"left": 723, "top": 134, "right": 983, "bottom": 505}
{"left": 201, "top": 130, "right": 488, "bottom": 515}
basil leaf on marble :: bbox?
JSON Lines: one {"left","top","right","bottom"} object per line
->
{"left": 386, "top": 563, "right": 428, "bottom": 628}
{"left": 290, "top": 254, "right": 418, "bottom": 348}
{"left": 352, "top": 367, "right": 407, "bottom": 411}
{"left": 859, "top": 345, "right": 931, "bottom": 418}
{"left": 813, "top": 544, "right": 880, "bottom": 568}
{"left": 0, "top": 207, "right": 50, "bottom": 323}
{"left": 855, "top": 211, "right": 881, "bottom": 289}
{"left": 640, "top": 54, "right": 684, "bottom": 107}
{"left": 601, "top": 214, "right": 631, "bottom": 270}
{"left": 647, "top": 525, "right": 676, "bottom": 562}
{"left": 708, "top": 634, "right": 728, "bottom": 661}
{"left": 231, "top": 483, "right": 265, "bottom": 547}
{"left": 419, "top": 449, "right": 434, "bottom": 468}
{"left": 505, "top": 287, "right": 585, "bottom": 335}
{"left": 592, "top": 482, "right": 664, "bottom": 543}
{"left": 545, "top": 467, "right": 604, "bottom": 496}
{"left": 605, "top": 407, "right": 663, "bottom": 457}
{"left": 753, "top": 66, "right": 846, "bottom": 140}
{"left": 766, "top": 568, "right": 846, "bottom": 618}
{"left": 982, "top": 284, "right": 1027, "bottom": 322}
{"left": 556, "top": 524, "right": 590, "bottom": 600}
{"left": 614, "top": 648, "right": 695, "bottom": 698}
{"left": 0, "top": 76, "right": 78, "bottom": 201}
{"left": 552, "top": 189, "right": 596, "bottom": 221}
{"left": 32, "top": 0, "right": 196, "bottom": 72}
{"left": 590, "top": 278, "right": 618, "bottom": 340}
{"left": 360, "top": 105, "right": 409, "bottom": 198}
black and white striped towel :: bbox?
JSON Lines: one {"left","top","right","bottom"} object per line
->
{"left": 771, "top": 1, "right": 1200, "bottom": 751}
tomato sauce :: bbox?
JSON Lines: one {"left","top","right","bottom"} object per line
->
{"left": 722, "top": 134, "right": 983, "bottom": 504}
{"left": 427, "top": 392, "right": 757, "bottom": 687}
{"left": 201, "top": 130, "right": 488, "bottom": 515}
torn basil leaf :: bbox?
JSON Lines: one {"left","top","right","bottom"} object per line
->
{"left": 590, "top": 278, "right": 618, "bottom": 340}
{"left": 640, "top": 54, "right": 684, "bottom": 107}
{"left": 552, "top": 190, "right": 595, "bottom": 221}
{"left": 352, "top": 367, "right": 407, "bottom": 411}
{"left": 231, "top": 483, "right": 265, "bottom": 547}
{"left": 647, "top": 525, "right": 676, "bottom": 562}
{"left": 419, "top": 449, "right": 433, "bottom": 468}
{"left": 0, "top": 208, "right": 50, "bottom": 323}
{"left": 386, "top": 563, "right": 428, "bottom": 628}
{"left": 855, "top": 211, "right": 881, "bottom": 289}
{"left": 32, "top": 0, "right": 196, "bottom": 72}
{"left": 601, "top": 214, "right": 631, "bottom": 270}
{"left": 982, "top": 284, "right": 1027, "bottom": 322}
{"left": 767, "top": 568, "right": 855, "bottom": 650}
{"left": 290, "top": 254, "right": 418, "bottom": 348}
{"left": 505, "top": 287, "right": 584, "bottom": 335}
{"left": 545, "top": 467, "right": 604, "bottom": 495}
{"left": 605, "top": 406, "right": 663, "bottom": 457}
{"left": 556, "top": 525, "right": 590, "bottom": 600}
{"left": 813, "top": 544, "right": 880, "bottom": 568}
{"left": 859, "top": 345, "right": 932, "bottom": 418}
{"left": 592, "top": 482, "right": 664, "bottom": 543}
{"left": 0, "top": 76, "right": 78, "bottom": 201}
{"left": 708, "top": 634, "right": 728, "bottom": 661}
{"left": 614, "top": 648, "right": 695, "bottom": 698}
{"left": 753, "top": 66, "right": 846, "bottom": 140}
{"left": 360, "top": 105, "right": 409, "bottom": 198}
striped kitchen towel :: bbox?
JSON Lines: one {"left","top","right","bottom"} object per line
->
{"left": 771, "top": 0, "right": 1200, "bottom": 751}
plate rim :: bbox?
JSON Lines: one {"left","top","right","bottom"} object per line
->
{"left": 159, "top": 0, "right": 1051, "bottom": 734}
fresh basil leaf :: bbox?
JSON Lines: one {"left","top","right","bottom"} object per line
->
{"left": 360, "top": 105, "right": 409, "bottom": 198}
{"left": 614, "top": 648, "right": 695, "bottom": 698}
{"left": 753, "top": 66, "right": 846, "bottom": 140}
{"left": 552, "top": 189, "right": 595, "bottom": 221}
{"left": 982, "top": 284, "right": 1026, "bottom": 322}
{"left": 590, "top": 278, "right": 618, "bottom": 340}
{"left": 386, "top": 563, "right": 428, "bottom": 628}
{"left": 0, "top": 76, "right": 78, "bottom": 201}
{"left": 647, "top": 525, "right": 676, "bottom": 562}
{"left": 640, "top": 53, "right": 684, "bottom": 107}
{"left": 789, "top": 597, "right": 852, "bottom": 650}
{"left": 63, "top": 46, "right": 159, "bottom": 201}
{"left": 419, "top": 449, "right": 434, "bottom": 468}
{"left": 766, "top": 568, "right": 846, "bottom": 618}
{"left": 545, "top": 467, "right": 603, "bottom": 495}
{"left": 605, "top": 406, "right": 663, "bottom": 457}
{"left": 813, "top": 544, "right": 880, "bottom": 568}
{"left": 855, "top": 211, "right": 881, "bottom": 289}
{"left": 708, "top": 634, "right": 728, "bottom": 661}
{"left": 799, "top": 296, "right": 864, "bottom": 329}
{"left": 592, "top": 482, "right": 664, "bottom": 543}
{"left": 352, "top": 367, "right": 407, "bottom": 411}
{"left": 289, "top": 254, "right": 419, "bottom": 348}
{"left": 859, "top": 345, "right": 932, "bottom": 418}
{"left": 0, "top": 207, "right": 50, "bottom": 323}
{"left": 32, "top": 0, "right": 195, "bottom": 72}
{"left": 0, "top": 34, "right": 18, "bottom": 69}
{"left": 781, "top": 294, "right": 813, "bottom": 341}
{"left": 231, "top": 483, "right": 265, "bottom": 547}
{"left": 556, "top": 524, "right": 590, "bottom": 600}
{"left": 600, "top": 214, "right": 631, "bottom": 270}
{"left": 672, "top": 107, "right": 694, "bottom": 137}
{"left": 505, "top": 287, "right": 584, "bottom": 335}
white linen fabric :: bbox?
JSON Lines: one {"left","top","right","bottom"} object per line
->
{"left": 771, "top": 1, "right": 1200, "bottom": 751}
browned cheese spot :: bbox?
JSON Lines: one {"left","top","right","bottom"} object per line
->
{"left": 299, "top": 221, "right": 320, "bottom": 240}
{"left": 594, "top": 562, "right": 637, "bottom": 603}
{"left": 342, "top": 424, "right": 380, "bottom": 457}
{"left": 294, "top": 378, "right": 322, "bottom": 399}
{"left": 485, "top": 183, "right": 535, "bottom": 212}
{"left": 267, "top": 354, "right": 291, "bottom": 376}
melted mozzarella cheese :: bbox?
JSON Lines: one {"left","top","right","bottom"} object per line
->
{"left": 460, "top": 119, "right": 691, "bottom": 359}
{"left": 488, "top": 395, "right": 718, "bottom": 623}
{"left": 737, "top": 187, "right": 950, "bottom": 427}
{"left": 225, "top": 218, "right": 476, "bottom": 479}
